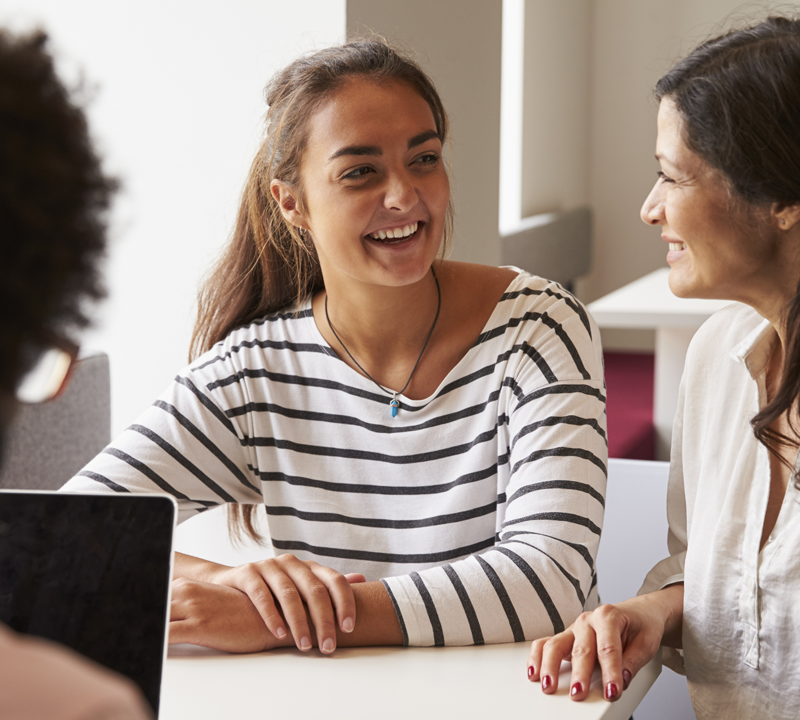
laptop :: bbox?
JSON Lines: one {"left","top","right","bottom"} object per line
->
{"left": 0, "top": 491, "right": 176, "bottom": 717}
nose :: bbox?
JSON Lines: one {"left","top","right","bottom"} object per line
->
{"left": 640, "top": 181, "right": 664, "bottom": 225}
{"left": 384, "top": 171, "right": 418, "bottom": 212}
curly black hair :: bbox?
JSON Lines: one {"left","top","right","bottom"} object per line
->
{"left": 0, "top": 29, "right": 117, "bottom": 397}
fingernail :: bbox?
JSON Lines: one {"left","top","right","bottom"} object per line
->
{"left": 322, "top": 638, "right": 335, "bottom": 654}
{"left": 275, "top": 626, "right": 287, "bottom": 639}
{"left": 541, "top": 675, "right": 552, "bottom": 691}
{"left": 300, "top": 636, "right": 312, "bottom": 651}
{"left": 605, "top": 682, "right": 619, "bottom": 700}
{"left": 571, "top": 682, "right": 583, "bottom": 697}
{"left": 527, "top": 665, "right": 534, "bottom": 680}
{"left": 622, "top": 669, "right": 632, "bottom": 690}
{"left": 343, "top": 617, "right": 354, "bottom": 633}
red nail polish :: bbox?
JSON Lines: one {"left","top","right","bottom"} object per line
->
{"left": 571, "top": 682, "right": 583, "bottom": 697}
{"left": 605, "top": 682, "right": 619, "bottom": 700}
{"left": 622, "top": 669, "right": 632, "bottom": 690}
{"left": 542, "top": 675, "right": 552, "bottom": 691}
{"left": 528, "top": 665, "right": 535, "bottom": 680}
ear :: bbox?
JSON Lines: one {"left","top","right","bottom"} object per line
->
{"left": 270, "top": 179, "right": 305, "bottom": 229}
{"left": 772, "top": 202, "right": 800, "bottom": 231}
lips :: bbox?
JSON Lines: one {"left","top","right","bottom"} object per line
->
{"left": 666, "top": 238, "right": 687, "bottom": 264}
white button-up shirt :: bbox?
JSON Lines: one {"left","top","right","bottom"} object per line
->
{"left": 641, "top": 303, "right": 800, "bottom": 720}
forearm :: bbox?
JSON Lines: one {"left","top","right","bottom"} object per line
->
{"left": 173, "top": 551, "right": 230, "bottom": 583}
{"left": 620, "top": 583, "right": 684, "bottom": 649}
{"left": 650, "top": 583, "right": 684, "bottom": 648}
{"left": 312, "top": 581, "right": 403, "bottom": 648}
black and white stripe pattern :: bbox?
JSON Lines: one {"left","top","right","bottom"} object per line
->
{"left": 64, "top": 271, "right": 607, "bottom": 646}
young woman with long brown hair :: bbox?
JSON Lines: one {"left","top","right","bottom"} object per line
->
{"left": 65, "top": 39, "right": 607, "bottom": 656}
{"left": 529, "top": 16, "right": 800, "bottom": 719}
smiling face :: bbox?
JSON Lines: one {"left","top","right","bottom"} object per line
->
{"left": 640, "top": 98, "right": 780, "bottom": 303}
{"left": 273, "top": 77, "right": 450, "bottom": 295}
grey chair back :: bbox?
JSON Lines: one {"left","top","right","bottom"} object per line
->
{"left": 0, "top": 353, "right": 110, "bottom": 490}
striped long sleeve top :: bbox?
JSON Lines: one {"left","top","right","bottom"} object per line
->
{"left": 63, "top": 270, "right": 607, "bottom": 646}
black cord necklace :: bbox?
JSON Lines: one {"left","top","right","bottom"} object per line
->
{"left": 325, "top": 266, "right": 441, "bottom": 418}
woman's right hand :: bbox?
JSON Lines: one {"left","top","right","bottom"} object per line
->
{"left": 179, "top": 552, "right": 365, "bottom": 655}
{"left": 527, "top": 584, "right": 683, "bottom": 702}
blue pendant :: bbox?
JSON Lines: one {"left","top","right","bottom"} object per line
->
{"left": 390, "top": 398, "right": 399, "bottom": 418}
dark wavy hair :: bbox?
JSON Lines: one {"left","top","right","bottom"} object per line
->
{"left": 0, "top": 30, "right": 116, "bottom": 400}
{"left": 655, "top": 16, "right": 800, "bottom": 465}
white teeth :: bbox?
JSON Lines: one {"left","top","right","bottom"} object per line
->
{"left": 369, "top": 222, "right": 419, "bottom": 242}
{"left": 669, "top": 242, "right": 686, "bottom": 251}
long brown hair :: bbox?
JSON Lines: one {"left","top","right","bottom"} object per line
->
{"left": 190, "top": 39, "right": 453, "bottom": 541}
{"left": 655, "top": 16, "right": 800, "bottom": 468}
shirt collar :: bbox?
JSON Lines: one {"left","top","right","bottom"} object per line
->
{"left": 730, "top": 316, "right": 776, "bottom": 379}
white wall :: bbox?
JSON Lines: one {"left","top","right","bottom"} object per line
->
{"left": 0, "top": 1, "right": 345, "bottom": 433}
{"left": 521, "top": 0, "right": 592, "bottom": 218}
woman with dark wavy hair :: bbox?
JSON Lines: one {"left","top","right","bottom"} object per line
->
{"left": 529, "top": 15, "right": 800, "bottom": 719}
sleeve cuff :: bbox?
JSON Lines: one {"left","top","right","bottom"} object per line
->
{"left": 381, "top": 574, "right": 437, "bottom": 647}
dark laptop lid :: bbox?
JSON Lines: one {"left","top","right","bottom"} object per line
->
{"left": 0, "top": 491, "right": 176, "bottom": 716}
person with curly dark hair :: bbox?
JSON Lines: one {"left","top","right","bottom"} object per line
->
{"left": 0, "top": 28, "right": 113, "bottom": 435}
{"left": 0, "top": 29, "right": 149, "bottom": 720}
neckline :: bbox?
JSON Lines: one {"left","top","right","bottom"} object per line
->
{"left": 304, "top": 268, "right": 526, "bottom": 407}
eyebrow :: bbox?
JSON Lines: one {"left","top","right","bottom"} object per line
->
{"left": 408, "top": 129, "right": 440, "bottom": 149}
{"left": 327, "top": 129, "right": 441, "bottom": 162}
{"left": 329, "top": 145, "right": 381, "bottom": 161}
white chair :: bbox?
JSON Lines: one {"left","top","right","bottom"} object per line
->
{"left": 598, "top": 458, "right": 695, "bottom": 719}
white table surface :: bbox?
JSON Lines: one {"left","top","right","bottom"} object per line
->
{"left": 168, "top": 509, "right": 661, "bottom": 720}
{"left": 161, "top": 642, "right": 661, "bottom": 720}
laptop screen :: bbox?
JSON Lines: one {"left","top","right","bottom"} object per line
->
{"left": 0, "top": 492, "right": 175, "bottom": 716}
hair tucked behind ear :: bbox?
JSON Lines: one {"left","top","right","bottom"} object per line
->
{"left": 189, "top": 39, "right": 452, "bottom": 542}
{"left": 655, "top": 16, "right": 800, "bottom": 470}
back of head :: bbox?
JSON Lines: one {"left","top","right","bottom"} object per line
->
{"left": 0, "top": 31, "right": 115, "bottom": 425}
{"left": 655, "top": 15, "right": 800, "bottom": 208}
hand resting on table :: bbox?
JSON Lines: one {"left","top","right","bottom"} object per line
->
{"left": 527, "top": 584, "right": 684, "bottom": 702}
{"left": 172, "top": 552, "right": 365, "bottom": 654}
